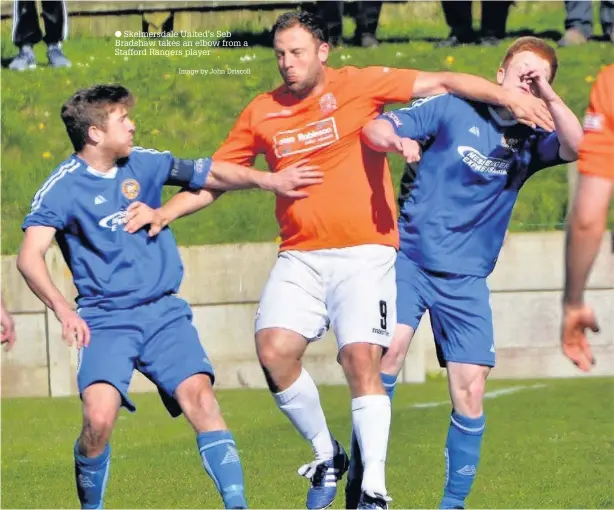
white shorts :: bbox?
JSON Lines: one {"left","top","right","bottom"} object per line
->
{"left": 255, "top": 244, "right": 397, "bottom": 351}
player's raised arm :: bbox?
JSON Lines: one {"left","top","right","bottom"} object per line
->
{"left": 17, "top": 226, "right": 90, "bottom": 349}
{"left": 410, "top": 70, "right": 554, "bottom": 132}
{"left": 524, "top": 68, "right": 582, "bottom": 161}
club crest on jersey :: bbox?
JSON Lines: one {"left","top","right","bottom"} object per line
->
{"left": 501, "top": 136, "right": 520, "bottom": 151}
{"left": 121, "top": 179, "right": 140, "bottom": 200}
{"left": 319, "top": 92, "right": 337, "bottom": 114}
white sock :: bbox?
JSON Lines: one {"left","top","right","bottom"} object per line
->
{"left": 274, "top": 368, "right": 334, "bottom": 461}
{"left": 351, "top": 394, "right": 391, "bottom": 495}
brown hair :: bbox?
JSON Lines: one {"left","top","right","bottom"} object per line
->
{"left": 500, "top": 36, "right": 558, "bottom": 83}
{"left": 272, "top": 11, "right": 329, "bottom": 44}
{"left": 61, "top": 84, "right": 135, "bottom": 151}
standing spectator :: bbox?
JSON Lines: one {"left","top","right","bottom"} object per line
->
{"left": 304, "top": 1, "right": 383, "bottom": 47}
{"left": 9, "top": 0, "right": 71, "bottom": 70}
{"left": 558, "top": 1, "right": 614, "bottom": 46}
{"left": 437, "top": 1, "right": 514, "bottom": 47}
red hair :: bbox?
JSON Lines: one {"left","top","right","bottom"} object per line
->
{"left": 501, "top": 36, "right": 558, "bottom": 83}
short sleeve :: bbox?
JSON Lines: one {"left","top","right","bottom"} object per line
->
{"left": 377, "top": 94, "right": 450, "bottom": 141}
{"left": 130, "top": 147, "right": 176, "bottom": 189}
{"left": 353, "top": 66, "right": 419, "bottom": 105}
{"left": 22, "top": 172, "right": 70, "bottom": 231}
{"left": 213, "top": 99, "right": 262, "bottom": 166}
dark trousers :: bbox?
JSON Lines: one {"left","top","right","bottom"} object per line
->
{"left": 310, "top": 1, "right": 383, "bottom": 38}
{"left": 441, "top": 0, "right": 513, "bottom": 40}
{"left": 564, "top": 0, "right": 614, "bottom": 37}
{"left": 12, "top": 0, "right": 68, "bottom": 47}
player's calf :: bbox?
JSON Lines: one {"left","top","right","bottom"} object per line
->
{"left": 176, "top": 374, "right": 247, "bottom": 509}
{"left": 439, "top": 363, "right": 490, "bottom": 509}
{"left": 347, "top": 326, "right": 413, "bottom": 507}
{"left": 339, "top": 343, "right": 390, "bottom": 501}
{"left": 75, "top": 383, "right": 121, "bottom": 510}
{"left": 448, "top": 363, "right": 489, "bottom": 418}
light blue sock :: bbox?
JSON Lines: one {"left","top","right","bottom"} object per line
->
{"left": 197, "top": 430, "right": 247, "bottom": 509}
{"left": 74, "top": 441, "right": 111, "bottom": 509}
{"left": 380, "top": 372, "right": 398, "bottom": 400}
{"left": 440, "top": 411, "right": 485, "bottom": 509}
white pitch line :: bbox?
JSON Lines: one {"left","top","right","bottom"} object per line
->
{"left": 410, "top": 384, "right": 547, "bottom": 409}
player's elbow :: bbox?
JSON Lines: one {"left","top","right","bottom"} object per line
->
{"left": 562, "top": 146, "right": 579, "bottom": 162}
{"left": 361, "top": 120, "right": 389, "bottom": 152}
{"left": 570, "top": 206, "right": 606, "bottom": 237}
{"left": 570, "top": 176, "right": 612, "bottom": 235}
{"left": 16, "top": 246, "right": 30, "bottom": 278}
{"left": 16, "top": 243, "right": 43, "bottom": 278}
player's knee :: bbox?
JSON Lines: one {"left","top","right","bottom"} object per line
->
{"left": 452, "top": 367, "right": 489, "bottom": 417}
{"left": 176, "top": 375, "right": 226, "bottom": 430}
{"left": 339, "top": 343, "right": 383, "bottom": 393}
{"left": 80, "top": 408, "right": 116, "bottom": 453}
{"left": 79, "top": 385, "right": 120, "bottom": 454}
{"left": 187, "top": 385, "right": 221, "bottom": 420}
{"left": 255, "top": 328, "right": 303, "bottom": 378}
{"left": 256, "top": 336, "right": 284, "bottom": 370}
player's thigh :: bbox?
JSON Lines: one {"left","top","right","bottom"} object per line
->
{"left": 381, "top": 252, "right": 430, "bottom": 370}
{"left": 395, "top": 251, "right": 430, "bottom": 339}
{"left": 138, "top": 296, "right": 214, "bottom": 417}
{"left": 255, "top": 251, "right": 329, "bottom": 342}
{"left": 429, "top": 274, "right": 495, "bottom": 369}
{"left": 329, "top": 245, "right": 397, "bottom": 352}
{"left": 77, "top": 311, "right": 141, "bottom": 414}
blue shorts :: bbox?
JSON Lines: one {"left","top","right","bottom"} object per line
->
{"left": 396, "top": 251, "right": 495, "bottom": 367}
{"left": 76, "top": 295, "right": 214, "bottom": 417}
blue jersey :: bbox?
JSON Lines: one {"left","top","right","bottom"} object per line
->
{"left": 22, "top": 147, "right": 211, "bottom": 311}
{"left": 379, "top": 94, "right": 567, "bottom": 277}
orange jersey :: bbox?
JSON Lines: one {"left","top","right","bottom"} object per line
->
{"left": 578, "top": 64, "right": 614, "bottom": 180}
{"left": 213, "top": 66, "right": 419, "bottom": 251}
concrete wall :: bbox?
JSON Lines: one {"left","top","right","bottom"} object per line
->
{"left": 2, "top": 232, "right": 613, "bottom": 399}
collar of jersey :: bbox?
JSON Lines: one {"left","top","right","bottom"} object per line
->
{"left": 487, "top": 105, "right": 519, "bottom": 128}
{"left": 72, "top": 154, "right": 118, "bottom": 179}
{"left": 86, "top": 165, "right": 118, "bottom": 179}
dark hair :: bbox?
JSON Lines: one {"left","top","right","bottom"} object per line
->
{"left": 501, "top": 36, "right": 559, "bottom": 83}
{"left": 61, "top": 84, "right": 135, "bottom": 151}
{"left": 272, "top": 10, "right": 329, "bottom": 44}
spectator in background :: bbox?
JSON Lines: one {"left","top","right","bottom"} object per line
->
{"left": 558, "top": 1, "right": 614, "bottom": 46}
{"left": 437, "top": 0, "right": 514, "bottom": 47}
{"left": 1, "top": 297, "right": 16, "bottom": 351}
{"left": 8, "top": 0, "right": 71, "bottom": 70}
{"left": 304, "top": 1, "right": 383, "bottom": 47}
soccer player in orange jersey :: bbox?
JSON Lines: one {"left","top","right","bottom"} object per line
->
{"left": 125, "top": 11, "right": 554, "bottom": 509}
{"left": 562, "top": 64, "right": 614, "bottom": 373}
